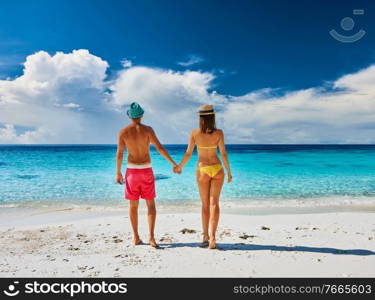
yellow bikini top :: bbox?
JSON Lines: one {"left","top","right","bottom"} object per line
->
{"left": 197, "top": 145, "right": 217, "bottom": 149}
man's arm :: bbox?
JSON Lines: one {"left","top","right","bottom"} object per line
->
{"left": 149, "top": 127, "right": 177, "bottom": 167}
{"left": 116, "top": 130, "right": 126, "bottom": 184}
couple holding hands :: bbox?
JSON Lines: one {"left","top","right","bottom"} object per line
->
{"left": 116, "top": 102, "right": 232, "bottom": 249}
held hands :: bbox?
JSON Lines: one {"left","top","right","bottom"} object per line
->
{"left": 116, "top": 172, "right": 124, "bottom": 184}
{"left": 173, "top": 164, "right": 182, "bottom": 174}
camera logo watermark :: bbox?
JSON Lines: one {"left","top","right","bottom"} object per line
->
{"left": 329, "top": 9, "right": 366, "bottom": 43}
{"left": 3, "top": 281, "right": 20, "bottom": 297}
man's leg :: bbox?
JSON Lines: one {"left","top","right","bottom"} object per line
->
{"left": 129, "top": 200, "right": 142, "bottom": 245}
{"left": 145, "top": 199, "right": 158, "bottom": 247}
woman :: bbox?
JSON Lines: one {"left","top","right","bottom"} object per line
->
{"left": 176, "top": 104, "right": 232, "bottom": 249}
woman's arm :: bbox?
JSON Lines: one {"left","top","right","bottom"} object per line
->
{"left": 218, "top": 130, "right": 232, "bottom": 183}
{"left": 177, "top": 131, "right": 196, "bottom": 172}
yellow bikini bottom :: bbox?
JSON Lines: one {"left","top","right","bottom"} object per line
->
{"left": 198, "top": 164, "right": 223, "bottom": 178}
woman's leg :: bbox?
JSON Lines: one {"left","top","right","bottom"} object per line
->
{"left": 196, "top": 169, "right": 211, "bottom": 242}
{"left": 208, "top": 169, "right": 224, "bottom": 249}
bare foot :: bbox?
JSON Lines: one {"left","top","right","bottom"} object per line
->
{"left": 199, "top": 235, "right": 210, "bottom": 248}
{"left": 208, "top": 238, "right": 216, "bottom": 249}
{"left": 132, "top": 236, "right": 142, "bottom": 245}
{"left": 149, "top": 237, "right": 159, "bottom": 248}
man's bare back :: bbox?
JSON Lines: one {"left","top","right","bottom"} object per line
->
{"left": 120, "top": 123, "right": 153, "bottom": 165}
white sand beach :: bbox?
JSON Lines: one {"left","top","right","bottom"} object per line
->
{"left": 0, "top": 206, "right": 374, "bottom": 277}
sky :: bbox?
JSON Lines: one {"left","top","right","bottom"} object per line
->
{"left": 1, "top": 0, "right": 375, "bottom": 144}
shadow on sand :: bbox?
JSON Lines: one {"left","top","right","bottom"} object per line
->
{"left": 159, "top": 242, "right": 375, "bottom": 256}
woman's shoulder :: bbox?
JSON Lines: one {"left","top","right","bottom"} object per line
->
{"left": 191, "top": 128, "right": 200, "bottom": 135}
{"left": 193, "top": 128, "right": 223, "bottom": 133}
{"left": 215, "top": 128, "right": 223, "bottom": 135}
{"left": 192, "top": 128, "right": 223, "bottom": 136}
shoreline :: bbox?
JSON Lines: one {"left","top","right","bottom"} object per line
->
{"left": 0, "top": 210, "right": 374, "bottom": 277}
{"left": 1, "top": 199, "right": 375, "bottom": 228}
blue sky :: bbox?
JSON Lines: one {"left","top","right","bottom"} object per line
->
{"left": 1, "top": 0, "right": 375, "bottom": 143}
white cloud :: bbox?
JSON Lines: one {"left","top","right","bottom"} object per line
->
{"left": 0, "top": 123, "right": 56, "bottom": 144}
{"left": 334, "top": 65, "right": 375, "bottom": 94}
{"left": 2, "top": 49, "right": 375, "bottom": 144}
{"left": 223, "top": 79, "right": 375, "bottom": 143}
{"left": 62, "top": 103, "right": 81, "bottom": 108}
{"left": 109, "top": 66, "right": 222, "bottom": 140}
{"left": 120, "top": 59, "right": 133, "bottom": 68}
{"left": 0, "top": 49, "right": 113, "bottom": 144}
{"left": 109, "top": 63, "right": 375, "bottom": 144}
{"left": 177, "top": 55, "right": 204, "bottom": 67}
{"left": 0, "top": 124, "right": 18, "bottom": 143}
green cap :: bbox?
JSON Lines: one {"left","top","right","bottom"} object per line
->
{"left": 127, "top": 102, "right": 144, "bottom": 118}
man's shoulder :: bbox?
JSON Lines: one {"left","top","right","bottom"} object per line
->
{"left": 118, "top": 127, "right": 127, "bottom": 135}
{"left": 141, "top": 124, "right": 154, "bottom": 132}
{"left": 119, "top": 125, "right": 136, "bottom": 136}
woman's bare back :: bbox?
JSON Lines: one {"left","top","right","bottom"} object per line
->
{"left": 193, "top": 129, "right": 223, "bottom": 166}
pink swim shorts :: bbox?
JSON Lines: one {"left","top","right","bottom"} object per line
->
{"left": 125, "top": 167, "right": 156, "bottom": 200}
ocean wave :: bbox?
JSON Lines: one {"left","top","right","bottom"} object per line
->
{"left": 0, "top": 203, "right": 20, "bottom": 208}
{"left": 0, "top": 162, "right": 7, "bottom": 166}
{"left": 1, "top": 195, "right": 375, "bottom": 215}
{"left": 219, "top": 195, "right": 375, "bottom": 208}
{"left": 15, "top": 174, "right": 40, "bottom": 179}
{"left": 155, "top": 174, "right": 170, "bottom": 180}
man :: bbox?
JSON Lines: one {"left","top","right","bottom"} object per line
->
{"left": 116, "top": 102, "right": 179, "bottom": 248}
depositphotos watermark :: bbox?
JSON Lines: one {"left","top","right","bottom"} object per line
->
{"left": 329, "top": 9, "right": 366, "bottom": 43}
{"left": 3, "top": 280, "right": 127, "bottom": 297}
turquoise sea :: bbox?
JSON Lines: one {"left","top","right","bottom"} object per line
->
{"left": 1, "top": 145, "right": 375, "bottom": 208}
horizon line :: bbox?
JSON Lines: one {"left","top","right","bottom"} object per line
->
{"left": 2, "top": 143, "right": 375, "bottom": 146}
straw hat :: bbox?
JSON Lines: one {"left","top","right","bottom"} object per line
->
{"left": 197, "top": 104, "right": 215, "bottom": 115}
